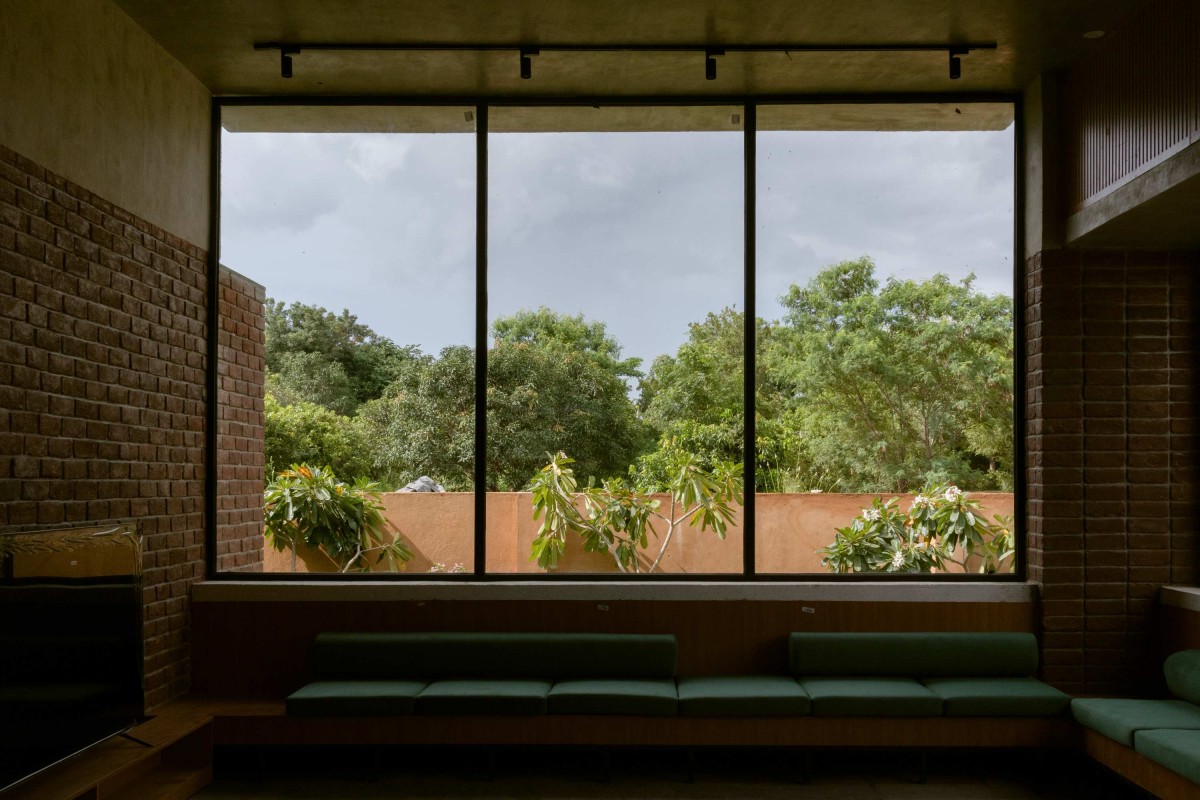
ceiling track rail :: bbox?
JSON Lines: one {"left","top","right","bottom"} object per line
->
{"left": 253, "top": 41, "right": 997, "bottom": 81}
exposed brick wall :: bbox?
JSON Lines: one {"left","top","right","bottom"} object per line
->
{"left": 1027, "top": 248, "right": 1199, "bottom": 695}
{"left": 0, "top": 143, "right": 208, "bottom": 709}
{"left": 216, "top": 267, "right": 265, "bottom": 572}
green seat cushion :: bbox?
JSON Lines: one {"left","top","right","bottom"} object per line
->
{"left": 285, "top": 680, "right": 427, "bottom": 716}
{"left": 789, "top": 632, "right": 1038, "bottom": 678}
{"left": 799, "top": 677, "right": 941, "bottom": 717}
{"left": 1165, "top": 650, "right": 1200, "bottom": 705}
{"left": 677, "top": 676, "right": 811, "bottom": 717}
{"left": 1071, "top": 698, "right": 1200, "bottom": 746}
{"left": 548, "top": 679, "right": 677, "bottom": 716}
{"left": 1135, "top": 728, "right": 1200, "bottom": 785}
{"left": 920, "top": 677, "right": 1070, "bottom": 717}
{"left": 416, "top": 679, "right": 551, "bottom": 715}
{"left": 311, "top": 632, "right": 676, "bottom": 680}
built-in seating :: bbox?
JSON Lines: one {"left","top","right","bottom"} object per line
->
{"left": 788, "top": 632, "right": 1071, "bottom": 717}
{"left": 284, "top": 630, "right": 1070, "bottom": 724}
{"left": 1073, "top": 649, "right": 1200, "bottom": 794}
{"left": 286, "top": 632, "right": 679, "bottom": 717}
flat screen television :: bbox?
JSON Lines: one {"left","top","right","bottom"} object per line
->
{"left": 0, "top": 524, "right": 144, "bottom": 793}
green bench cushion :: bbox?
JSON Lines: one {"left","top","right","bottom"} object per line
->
{"left": 1165, "top": 649, "right": 1200, "bottom": 705}
{"left": 799, "top": 677, "right": 941, "bottom": 717}
{"left": 920, "top": 677, "right": 1070, "bottom": 717}
{"left": 548, "top": 679, "right": 677, "bottom": 716}
{"left": 677, "top": 676, "right": 810, "bottom": 717}
{"left": 286, "top": 680, "right": 427, "bottom": 716}
{"left": 1134, "top": 728, "right": 1200, "bottom": 786}
{"left": 789, "top": 632, "right": 1038, "bottom": 678}
{"left": 416, "top": 679, "right": 551, "bottom": 715}
{"left": 311, "top": 632, "right": 676, "bottom": 681}
{"left": 1071, "top": 698, "right": 1200, "bottom": 746}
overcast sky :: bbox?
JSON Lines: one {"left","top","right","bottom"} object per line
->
{"left": 220, "top": 122, "right": 1013, "bottom": 370}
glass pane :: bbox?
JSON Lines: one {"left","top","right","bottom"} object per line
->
{"left": 754, "top": 103, "right": 1016, "bottom": 575}
{"left": 487, "top": 106, "right": 745, "bottom": 575}
{"left": 217, "top": 106, "right": 476, "bottom": 575}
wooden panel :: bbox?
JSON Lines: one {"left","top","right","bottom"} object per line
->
{"left": 1084, "top": 728, "right": 1199, "bottom": 800}
{"left": 1063, "top": 0, "right": 1200, "bottom": 211}
{"left": 191, "top": 598, "right": 1037, "bottom": 697}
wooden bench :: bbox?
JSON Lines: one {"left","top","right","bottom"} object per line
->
{"left": 1073, "top": 649, "right": 1200, "bottom": 800}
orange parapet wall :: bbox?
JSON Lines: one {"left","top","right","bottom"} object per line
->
{"left": 261, "top": 491, "right": 1015, "bottom": 576}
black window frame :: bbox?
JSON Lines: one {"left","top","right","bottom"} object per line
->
{"left": 206, "top": 93, "right": 1024, "bottom": 582}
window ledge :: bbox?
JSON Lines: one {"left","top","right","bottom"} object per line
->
{"left": 1161, "top": 585, "right": 1200, "bottom": 613}
{"left": 193, "top": 580, "right": 1035, "bottom": 604}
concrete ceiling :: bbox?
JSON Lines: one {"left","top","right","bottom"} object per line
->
{"left": 116, "top": 0, "right": 1141, "bottom": 98}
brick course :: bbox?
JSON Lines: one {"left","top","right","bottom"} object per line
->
{"left": 0, "top": 144, "right": 262, "bottom": 708}
{"left": 217, "top": 267, "right": 265, "bottom": 571}
{"left": 1027, "top": 248, "right": 1199, "bottom": 695}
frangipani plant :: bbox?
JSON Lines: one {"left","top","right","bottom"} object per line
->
{"left": 529, "top": 451, "right": 743, "bottom": 574}
{"left": 263, "top": 464, "right": 412, "bottom": 573}
{"left": 819, "top": 483, "right": 1014, "bottom": 574}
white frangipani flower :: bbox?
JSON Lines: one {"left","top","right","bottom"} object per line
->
{"left": 890, "top": 551, "right": 905, "bottom": 569}
{"left": 943, "top": 486, "right": 964, "bottom": 503}
{"left": 862, "top": 508, "right": 882, "bottom": 522}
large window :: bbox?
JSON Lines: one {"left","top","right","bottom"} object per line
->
{"left": 212, "top": 100, "right": 1016, "bottom": 579}
{"left": 216, "top": 106, "right": 476, "bottom": 574}
{"left": 486, "top": 107, "right": 744, "bottom": 574}
{"left": 754, "top": 104, "right": 1016, "bottom": 576}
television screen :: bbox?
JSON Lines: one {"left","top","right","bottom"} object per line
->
{"left": 0, "top": 524, "right": 143, "bottom": 792}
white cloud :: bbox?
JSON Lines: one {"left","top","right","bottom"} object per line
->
{"left": 220, "top": 121, "right": 1015, "bottom": 363}
{"left": 346, "top": 137, "right": 415, "bottom": 183}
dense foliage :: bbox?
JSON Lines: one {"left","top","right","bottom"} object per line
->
{"left": 263, "top": 393, "right": 371, "bottom": 482}
{"left": 263, "top": 464, "right": 412, "bottom": 573}
{"left": 265, "top": 300, "right": 417, "bottom": 416}
{"left": 773, "top": 257, "right": 1013, "bottom": 492}
{"left": 263, "top": 258, "right": 1013, "bottom": 498}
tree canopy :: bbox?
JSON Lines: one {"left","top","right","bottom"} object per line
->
{"left": 771, "top": 257, "right": 1013, "bottom": 491}
{"left": 352, "top": 309, "right": 652, "bottom": 491}
{"left": 264, "top": 300, "right": 417, "bottom": 416}
{"left": 263, "top": 393, "right": 372, "bottom": 483}
{"left": 261, "top": 259, "right": 1013, "bottom": 495}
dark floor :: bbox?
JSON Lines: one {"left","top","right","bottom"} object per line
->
{"left": 196, "top": 746, "right": 1152, "bottom": 799}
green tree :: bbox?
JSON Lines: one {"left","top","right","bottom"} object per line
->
{"left": 357, "top": 347, "right": 476, "bottom": 491}
{"left": 487, "top": 336, "right": 651, "bottom": 490}
{"left": 487, "top": 307, "right": 651, "bottom": 487}
{"left": 773, "top": 257, "right": 1013, "bottom": 492}
{"left": 359, "top": 309, "right": 653, "bottom": 492}
{"left": 492, "top": 306, "right": 642, "bottom": 380}
{"left": 263, "top": 393, "right": 373, "bottom": 482}
{"left": 639, "top": 307, "right": 744, "bottom": 431}
{"left": 635, "top": 308, "right": 807, "bottom": 492}
{"left": 265, "top": 299, "right": 417, "bottom": 416}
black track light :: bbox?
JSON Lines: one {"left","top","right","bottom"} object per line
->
{"left": 948, "top": 47, "right": 967, "bottom": 80}
{"left": 705, "top": 48, "right": 724, "bottom": 80}
{"left": 281, "top": 47, "right": 299, "bottom": 78}
{"left": 520, "top": 47, "right": 539, "bottom": 79}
